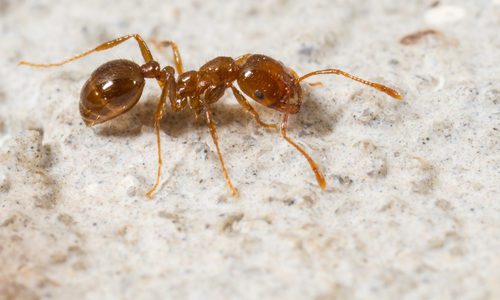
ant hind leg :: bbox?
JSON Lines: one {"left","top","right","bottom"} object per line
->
{"left": 19, "top": 34, "right": 155, "bottom": 68}
{"left": 280, "top": 113, "right": 326, "bottom": 190}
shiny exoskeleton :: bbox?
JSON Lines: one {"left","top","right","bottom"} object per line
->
{"left": 20, "top": 34, "right": 402, "bottom": 198}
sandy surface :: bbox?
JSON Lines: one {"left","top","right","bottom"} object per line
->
{"left": 1, "top": 0, "right": 499, "bottom": 299}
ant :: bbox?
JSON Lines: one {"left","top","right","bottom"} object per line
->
{"left": 20, "top": 34, "right": 402, "bottom": 198}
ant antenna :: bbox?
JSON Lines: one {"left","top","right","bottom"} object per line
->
{"left": 299, "top": 69, "right": 402, "bottom": 100}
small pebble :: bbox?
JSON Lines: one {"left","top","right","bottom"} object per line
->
{"left": 121, "top": 175, "right": 140, "bottom": 197}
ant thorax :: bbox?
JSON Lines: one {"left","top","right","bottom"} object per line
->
{"left": 173, "top": 56, "right": 240, "bottom": 110}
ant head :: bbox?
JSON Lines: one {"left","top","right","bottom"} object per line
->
{"left": 80, "top": 59, "right": 145, "bottom": 126}
{"left": 237, "top": 55, "right": 302, "bottom": 114}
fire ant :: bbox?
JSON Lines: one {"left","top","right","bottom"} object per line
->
{"left": 20, "top": 34, "right": 402, "bottom": 198}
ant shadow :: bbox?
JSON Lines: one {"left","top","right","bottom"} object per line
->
{"left": 292, "top": 91, "right": 343, "bottom": 137}
{"left": 95, "top": 91, "right": 342, "bottom": 140}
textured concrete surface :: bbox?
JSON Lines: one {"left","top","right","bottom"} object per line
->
{"left": 1, "top": 0, "right": 499, "bottom": 299}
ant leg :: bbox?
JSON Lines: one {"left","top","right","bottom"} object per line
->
{"left": 299, "top": 69, "right": 402, "bottom": 100}
{"left": 230, "top": 85, "right": 277, "bottom": 130}
{"left": 145, "top": 73, "right": 175, "bottom": 198}
{"left": 280, "top": 113, "right": 326, "bottom": 190}
{"left": 20, "top": 34, "right": 166, "bottom": 89}
{"left": 205, "top": 107, "right": 239, "bottom": 197}
{"left": 19, "top": 34, "right": 155, "bottom": 67}
{"left": 152, "top": 40, "right": 184, "bottom": 74}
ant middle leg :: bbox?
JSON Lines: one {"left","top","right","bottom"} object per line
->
{"left": 230, "top": 85, "right": 277, "bottom": 130}
{"left": 280, "top": 113, "right": 326, "bottom": 190}
{"left": 205, "top": 107, "right": 239, "bottom": 197}
{"left": 152, "top": 39, "right": 184, "bottom": 74}
{"left": 299, "top": 69, "right": 402, "bottom": 100}
{"left": 19, "top": 34, "right": 155, "bottom": 67}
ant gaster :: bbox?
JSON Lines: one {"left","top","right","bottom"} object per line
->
{"left": 20, "top": 34, "right": 402, "bottom": 198}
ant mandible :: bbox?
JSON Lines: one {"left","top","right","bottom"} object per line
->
{"left": 20, "top": 34, "right": 402, "bottom": 198}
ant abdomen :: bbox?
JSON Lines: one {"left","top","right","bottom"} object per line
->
{"left": 80, "top": 59, "right": 145, "bottom": 126}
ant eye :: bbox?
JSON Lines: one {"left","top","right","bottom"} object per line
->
{"left": 254, "top": 90, "right": 264, "bottom": 99}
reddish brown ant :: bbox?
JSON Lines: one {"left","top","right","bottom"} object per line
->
{"left": 20, "top": 34, "right": 402, "bottom": 198}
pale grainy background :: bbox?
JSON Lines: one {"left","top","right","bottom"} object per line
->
{"left": 1, "top": 0, "right": 499, "bottom": 299}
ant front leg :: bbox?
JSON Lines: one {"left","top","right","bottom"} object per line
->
{"left": 205, "top": 106, "right": 239, "bottom": 197}
{"left": 152, "top": 39, "right": 184, "bottom": 74}
{"left": 280, "top": 113, "right": 326, "bottom": 190}
{"left": 230, "top": 85, "right": 277, "bottom": 130}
